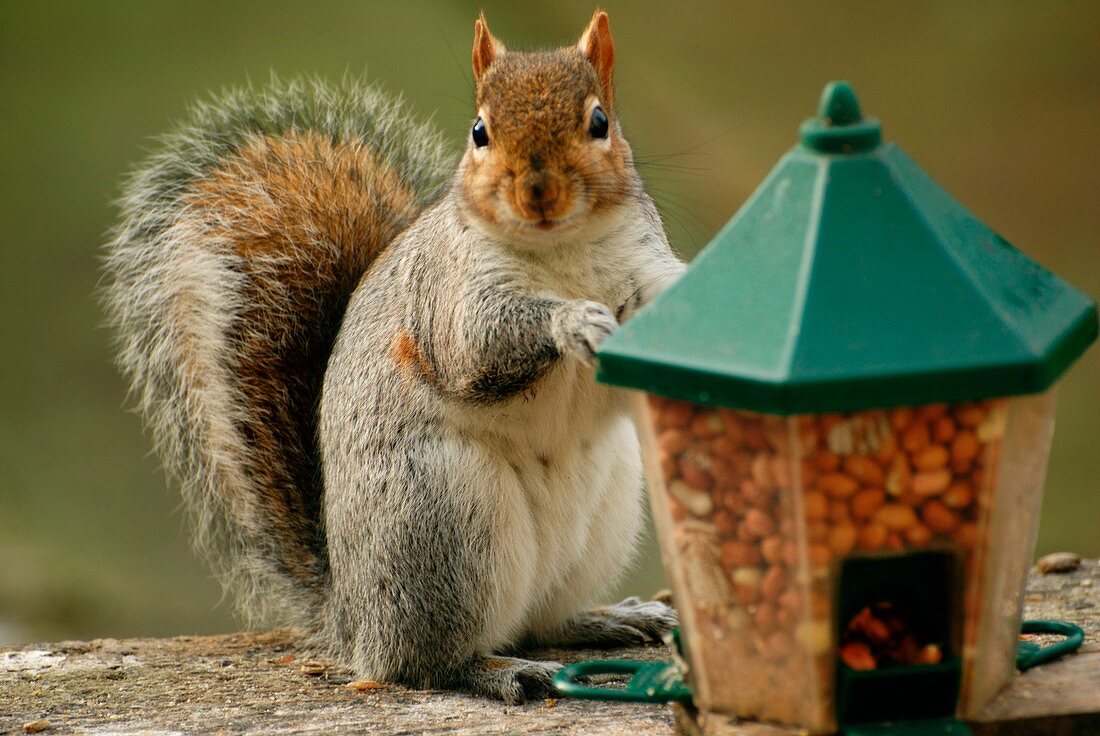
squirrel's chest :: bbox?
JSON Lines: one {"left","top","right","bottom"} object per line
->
{"left": 518, "top": 240, "right": 641, "bottom": 308}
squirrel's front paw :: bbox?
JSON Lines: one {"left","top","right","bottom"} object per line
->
{"left": 552, "top": 300, "right": 618, "bottom": 366}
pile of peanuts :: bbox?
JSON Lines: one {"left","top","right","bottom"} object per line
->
{"left": 839, "top": 602, "right": 943, "bottom": 670}
{"left": 647, "top": 395, "right": 1005, "bottom": 727}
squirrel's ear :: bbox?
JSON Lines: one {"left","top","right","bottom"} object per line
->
{"left": 472, "top": 13, "right": 505, "bottom": 83}
{"left": 578, "top": 10, "right": 615, "bottom": 106}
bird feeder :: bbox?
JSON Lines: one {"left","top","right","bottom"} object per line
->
{"left": 596, "top": 82, "right": 1097, "bottom": 734}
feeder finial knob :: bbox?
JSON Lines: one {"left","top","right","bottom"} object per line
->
{"left": 800, "top": 80, "right": 882, "bottom": 154}
{"left": 818, "top": 81, "right": 862, "bottom": 125}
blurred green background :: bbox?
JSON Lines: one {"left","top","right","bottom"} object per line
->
{"left": 2, "top": 1, "right": 1098, "bottom": 645}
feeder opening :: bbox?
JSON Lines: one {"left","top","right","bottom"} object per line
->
{"left": 835, "top": 552, "right": 961, "bottom": 725}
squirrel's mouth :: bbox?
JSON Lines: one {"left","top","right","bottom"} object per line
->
{"left": 535, "top": 219, "right": 557, "bottom": 231}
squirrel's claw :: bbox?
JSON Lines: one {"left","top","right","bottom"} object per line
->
{"left": 552, "top": 300, "right": 619, "bottom": 366}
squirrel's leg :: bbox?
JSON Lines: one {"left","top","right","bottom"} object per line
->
{"left": 530, "top": 597, "right": 678, "bottom": 649}
{"left": 323, "top": 430, "right": 562, "bottom": 703}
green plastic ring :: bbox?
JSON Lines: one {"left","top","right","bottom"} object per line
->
{"left": 1016, "top": 619, "right": 1085, "bottom": 671}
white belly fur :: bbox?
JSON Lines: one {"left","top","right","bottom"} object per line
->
{"left": 455, "top": 362, "right": 645, "bottom": 651}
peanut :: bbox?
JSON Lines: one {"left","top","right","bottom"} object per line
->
{"left": 858, "top": 522, "right": 889, "bottom": 550}
{"left": 918, "top": 403, "right": 949, "bottom": 421}
{"left": 807, "top": 521, "right": 830, "bottom": 543}
{"left": 713, "top": 510, "right": 739, "bottom": 536}
{"left": 796, "top": 620, "right": 833, "bottom": 656}
{"left": 954, "top": 403, "right": 987, "bottom": 427}
{"left": 889, "top": 407, "right": 915, "bottom": 432}
{"left": 819, "top": 472, "right": 859, "bottom": 498}
{"left": 761, "top": 565, "right": 788, "bottom": 601}
{"left": 761, "top": 536, "right": 783, "bottom": 565}
{"left": 720, "top": 539, "right": 761, "bottom": 567}
{"left": 912, "top": 468, "right": 952, "bottom": 496}
{"left": 716, "top": 408, "right": 746, "bottom": 440}
{"left": 803, "top": 491, "right": 828, "bottom": 520}
{"left": 659, "top": 428, "right": 692, "bottom": 455}
{"left": 710, "top": 433, "right": 741, "bottom": 457}
{"left": 691, "top": 412, "right": 725, "bottom": 438}
{"left": 815, "top": 449, "right": 842, "bottom": 472}
{"left": 753, "top": 602, "right": 778, "bottom": 633}
{"left": 843, "top": 455, "right": 885, "bottom": 486}
{"left": 731, "top": 566, "right": 763, "bottom": 605}
{"left": 921, "top": 499, "right": 959, "bottom": 534}
{"left": 829, "top": 524, "right": 858, "bottom": 557}
{"left": 711, "top": 457, "right": 739, "bottom": 488}
{"left": 933, "top": 416, "right": 957, "bottom": 443}
{"left": 751, "top": 454, "right": 776, "bottom": 491}
{"left": 850, "top": 487, "right": 886, "bottom": 520}
{"left": 885, "top": 455, "right": 912, "bottom": 496}
{"left": 977, "top": 405, "right": 1007, "bottom": 442}
{"left": 912, "top": 445, "right": 950, "bottom": 471}
{"left": 874, "top": 504, "right": 919, "bottom": 532}
{"left": 840, "top": 641, "right": 876, "bottom": 670}
{"left": 668, "top": 480, "right": 713, "bottom": 517}
{"left": 680, "top": 455, "right": 714, "bottom": 490}
{"left": 742, "top": 422, "right": 768, "bottom": 450}
{"left": 905, "top": 523, "right": 933, "bottom": 547}
{"left": 721, "top": 488, "right": 746, "bottom": 515}
{"left": 828, "top": 499, "right": 851, "bottom": 523}
{"left": 777, "top": 588, "right": 801, "bottom": 612}
{"left": 742, "top": 507, "right": 776, "bottom": 539}
{"left": 900, "top": 421, "right": 931, "bottom": 453}
{"left": 738, "top": 479, "right": 768, "bottom": 506}
{"left": 942, "top": 480, "right": 974, "bottom": 509}
{"left": 658, "top": 400, "right": 694, "bottom": 429}
{"left": 808, "top": 543, "right": 833, "bottom": 567}
{"left": 951, "top": 430, "right": 981, "bottom": 469}
{"left": 873, "top": 432, "right": 899, "bottom": 464}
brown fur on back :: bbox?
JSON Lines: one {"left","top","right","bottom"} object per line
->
{"left": 184, "top": 130, "right": 421, "bottom": 590}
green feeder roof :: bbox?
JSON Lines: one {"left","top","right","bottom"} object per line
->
{"left": 597, "top": 81, "right": 1098, "bottom": 414}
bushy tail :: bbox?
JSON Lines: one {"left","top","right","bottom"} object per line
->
{"left": 101, "top": 76, "right": 451, "bottom": 627}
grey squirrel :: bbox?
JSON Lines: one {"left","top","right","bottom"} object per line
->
{"left": 102, "top": 11, "right": 685, "bottom": 702}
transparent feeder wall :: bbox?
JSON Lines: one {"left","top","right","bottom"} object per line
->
{"left": 635, "top": 392, "right": 1056, "bottom": 733}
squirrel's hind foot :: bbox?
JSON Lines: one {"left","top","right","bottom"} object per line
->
{"left": 455, "top": 655, "right": 562, "bottom": 705}
{"left": 535, "top": 597, "right": 679, "bottom": 649}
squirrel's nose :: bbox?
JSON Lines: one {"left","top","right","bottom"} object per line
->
{"left": 518, "top": 173, "right": 560, "bottom": 220}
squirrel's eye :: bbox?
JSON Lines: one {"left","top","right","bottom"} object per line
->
{"left": 589, "top": 106, "right": 609, "bottom": 139}
{"left": 472, "top": 117, "right": 489, "bottom": 148}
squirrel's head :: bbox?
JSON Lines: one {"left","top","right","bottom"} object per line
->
{"left": 459, "top": 11, "right": 638, "bottom": 245}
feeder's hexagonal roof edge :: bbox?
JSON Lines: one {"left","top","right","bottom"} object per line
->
{"left": 595, "top": 83, "right": 1097, "bottom": 413}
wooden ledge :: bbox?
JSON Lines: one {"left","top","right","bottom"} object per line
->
{"left": 2, "top": 560, "right": 1096, "bottom": 735}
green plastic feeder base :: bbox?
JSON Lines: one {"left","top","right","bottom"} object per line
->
{"left": 837, "top": 658, "right": 962, "bottom": 726}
